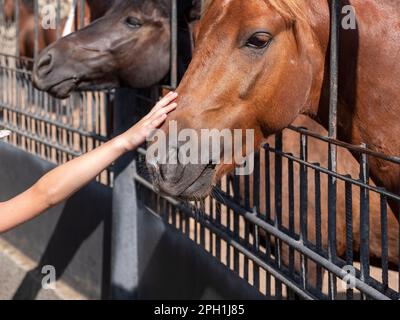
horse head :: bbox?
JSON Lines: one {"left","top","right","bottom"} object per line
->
{"left": 33, "top": 0, "right": 201, "bottom": 99}
{"left": 147, "top": 0, "right": 331, "bottom": 199}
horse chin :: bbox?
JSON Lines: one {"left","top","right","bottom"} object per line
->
{"left": 176, "top": 176, "right": 215, "bottom": 201}
{"left": 75, "top": 80, "right": 119, "bottom": 92}
{"left": 153, "top": 165, "right": 216, "bottom": 201}
{"left": 47, "top": 79, "right": 78, "bottom": 99}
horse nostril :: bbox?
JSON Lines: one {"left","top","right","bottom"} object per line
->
{"left": 36, "top": 53, "right": 53, "bottom": 76}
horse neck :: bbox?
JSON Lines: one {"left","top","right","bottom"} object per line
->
{"left": 311, "top": 0, "right": 400, "bottom": 200}
{"left": 279, "top": 1, "right": 330, "bottom": 125}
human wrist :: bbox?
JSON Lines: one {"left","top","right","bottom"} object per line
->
{"left": 112, "top": 134, "right": 134, "bottom": 155}
{"left": 114, "top": 129, "right": 144, "bottom": 154}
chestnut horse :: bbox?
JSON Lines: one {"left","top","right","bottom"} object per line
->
{"left": 27, "top": 0, "right": 398, "bottom": 287}
{"left": 147, "top": 0, "right": 399, "bottom": 281}
{"left": 150, "top": 0, "right": 400, "bottom": 212}
{"left": 3, "top": 0, "right": 111, "bottom": 59}
{"left": 33, "top": 0, "right": 201, "bottom": 98}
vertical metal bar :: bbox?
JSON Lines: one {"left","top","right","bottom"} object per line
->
{"left": 171, "top": 196, "right": 177, "bottom": 226}
{"left": 264, "top": 145, "right": 271, "bottom": 223}
{"left": 253, "top": 152, "right": 260, "bottom": 289}
{"left": 253, "top": 152, "right": 260, "bottom": 215}
{"left": 194, "top": 203, "right": 198, "bottom": 244}
{"left": 216, "top": 182, "right": 221, "bottom": 261}
{"left": 359, "top": 144, "right": 370, "bottom": 300}
{"left": 263, "top": 145, "right": 272, "bottom": 298}
{"left": 184, "top": 205, "right": 190, "bottom": 236}
{"left": 244, "top": 173, "right": 250, "bottom": 281}
{"left": 398, "top": 202, "right": 400, "bottom": 299}
{"left": 397, "top": 200, "right": 400, "bottom": 300}
{"left": 288, "top": 156, "right": 295, "bottom": 276}
{"left": 379, "top": 191, "right": 389, "bottom": 292}
{"left": 33, "top": 1, "right": 39, "bottom": 129}
{"left": 14, "top": 0, "right": 20, "bottom": 118}
{"left": 56, "top": 0, "right": 61, "bottom": 39}
{"left": 34, "top": 0, "right": 39, "bottom": 58}
{"left": 233, "top": 174, "right": 240, "bottom": 274}
{"left": 274, "top": 132, "right": 283, "bottom": 298}
{"left": 0, "top": 0, "right": 4, "bottom": 25}
{"left": 329, "top": 0, "right": 340, "bottom": 137}
{"left": 208, "top": 192, "right": 213, "bottom": 252}
{"left": 110, "top": 89, "right": 142, "bottom": 300}
{"left": 80, "top": 0, "right": 86, "bottom": 29}
{"left": 327, "top": 0, "right": 340, "bottom": 300}
{"left": 299, "top": 132, "right": 308, "bottom": 290}
{"left": 15, "top": 0, "right": 20, "bottom": 57}
{"left": 200, "top": 200, "right": 205, "bottom": 249}
{"left": 314, "top": 165, "right": 322, "bottom": 293}
{"left": 170, "top": 0, "right": 178, "bottom": 88}
{"left": 225, "top": 176, "right": 231, "bottom": 269}
{"left": 345, "top": 179, "right": 353, "bottom": 300}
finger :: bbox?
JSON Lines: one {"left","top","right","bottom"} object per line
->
{"left": 151, "top": 113, "right": 168, "bottom": 128}
{"left": 145, "top": 92, "right": 177, "bottom": 120}
{"left": 154, "top": 92, "right": 178, "bottom": 110}
{"left": 150, "top": 102, "right": 177, "bottom": 120}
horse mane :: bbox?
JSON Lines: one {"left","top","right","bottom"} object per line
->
{"left": 201, "top": 0, "right": 306, "bottom": 21}
{"left": 268, "top": 0, "right": 307, "bottom": 21}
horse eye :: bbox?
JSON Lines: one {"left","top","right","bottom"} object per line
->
{"left": 246, "top": 32, "right": 272, "bottom": 49}
{"left": 124, "top": 16, "right": 142, "bottom": 29}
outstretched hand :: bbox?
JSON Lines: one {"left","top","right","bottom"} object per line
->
{"left": 120, "top": 91, "right": 178, "bottom": 151}
{"left": 0, "top": 93, "right": 178, "bottom": 233}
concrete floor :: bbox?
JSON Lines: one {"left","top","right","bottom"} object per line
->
{"left": 0, "top": 238, "right": 87, "bottom": 300}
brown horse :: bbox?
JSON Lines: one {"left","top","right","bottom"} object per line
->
{"left": 146, "top": 0, "right": 399, "bottom": 280}
{"left": 149, "top": 0, "right": 400, "bottom": 210}
{"left": 3, "top": 0, "right": 111, "bottom": 59}
{"left": 32, "top": 0, "right": 201, "bottom": 98}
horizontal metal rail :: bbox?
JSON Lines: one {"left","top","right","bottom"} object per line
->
{"left": 267, "top": 145, "right": 400, "bottom": 202}
{"left": 134, "top": 170, "right": 393, "bottom": 300}
{"left": 0, "top": 120, "right": 81, "bottom": 157}
{"left": 0, "top": 53, "right": 34, "bottom": 63}
{"left": 134, "top": 172, "right": 317, "bottom": 300}
{"left": 0, "top": 102, "right": 109, "bottom": 142}
{"left": 288, "top": 125, "right": 400, "bottom": 165}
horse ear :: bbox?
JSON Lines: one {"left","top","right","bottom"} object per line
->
{"left": 184, "top": 0, "right": 215, "bottom": 23}
{"left": 185, "top": 0, "right": 203, "bottom": 23}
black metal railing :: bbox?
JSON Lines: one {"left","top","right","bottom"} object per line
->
{"left": 0, "top": 0, "right": 398, "bottom": 300}
{"left": 131, "top": 0, "right": 399, "bottom": 300}
{"left": 0, "top": 1, "right": 114, "bottom": 185}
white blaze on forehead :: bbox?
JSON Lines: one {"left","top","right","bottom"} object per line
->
{"left": 0, "top": 130, "right": 11, "bottom": 139}
{"left": 62, "top": 2, "right": 77, "bottom": 37}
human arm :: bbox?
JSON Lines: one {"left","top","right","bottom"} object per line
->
{"left": 0, "top": 92, "right": 177, "bottom": 233}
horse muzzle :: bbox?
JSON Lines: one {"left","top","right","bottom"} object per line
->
{"left": 146, "top": 149, "right": 216, "bottom": 200}
{"left": 33, "top": 48, "right": 80, "bottom": 99}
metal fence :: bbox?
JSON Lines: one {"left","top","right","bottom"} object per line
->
{"left": 0, "top": 0, "right": 399, "bottom": 300}
{"left": 132, "top": 0, "right": 400, "bottom": 300}
{"left": 0, "top": 0, "right": 114, "bottom": 186}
